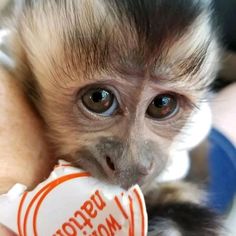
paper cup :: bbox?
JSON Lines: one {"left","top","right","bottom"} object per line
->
{"left": 0, "top": 161, "right": 148, "bottom": 236}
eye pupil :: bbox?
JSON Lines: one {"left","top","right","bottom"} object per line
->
{"left": 91, "top": 91, "right": 107, "bottom": 103}
{"left": 147, "top": 94, "right": 178, "bottom": 120}
{"left": 81, "top": 88, "right": 117, "bottom": 116}
{"left": 154, "top": 96, "right": 170, "bottom": 107}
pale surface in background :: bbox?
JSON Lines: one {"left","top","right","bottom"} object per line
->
{"left": 225, "top": 199, "right": 236, "bottom": 236}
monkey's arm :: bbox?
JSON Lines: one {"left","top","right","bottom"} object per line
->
{"left": 0, "top": 67, "right": 53, "bottom": 194}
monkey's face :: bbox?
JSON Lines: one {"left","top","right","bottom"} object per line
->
{"left": 14, "top": 0, "right": 219, "bottom": 189}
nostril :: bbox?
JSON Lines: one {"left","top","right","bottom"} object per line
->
{"left": 106, "top": 156, "right": 115, "bottom": 171}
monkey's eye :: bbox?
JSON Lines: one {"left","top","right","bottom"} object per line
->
{"left": 147, "top": 93, "right": 179, "bottom": 120}
{"left": 81, "top": 88, "right": 118, "bottom": 116}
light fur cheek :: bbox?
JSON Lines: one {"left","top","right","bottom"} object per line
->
{"left": 156, "top": 102, "right": 212, "bottom": 182}
{"left": 170, "top": 101, "right": 212, "bottom": 152}
{"left": 47, "top": 124, "right": 113, "bottom": 157}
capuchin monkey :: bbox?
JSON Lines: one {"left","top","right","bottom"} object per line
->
{"left": 1, "top": 0, "right": 222, "bottom": 235}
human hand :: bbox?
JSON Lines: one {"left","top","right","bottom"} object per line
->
{"left": 0, "top": 224, "right": 17, "bottom": 236}
{"left": 0, "top": 67, "right": 54, "bottom": 194}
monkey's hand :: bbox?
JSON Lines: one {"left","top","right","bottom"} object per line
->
{"left": 145, "top": 182, "right": 222, "bottom": 236}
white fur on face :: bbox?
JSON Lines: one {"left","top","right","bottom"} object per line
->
{"left": 167, "top": 14, "right": 213, "bottom": 60}
{"left": 155, "top": 13, "right": 220, "bottom": 95}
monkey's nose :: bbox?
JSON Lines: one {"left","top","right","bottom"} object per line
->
{"left": 106, "top": 156, "right": 115, "bottom": 171}
{"left": 105, "top": 155, "right": 153, "bottom": 189}
{"left": 105, "top": 155, "right": 152, "bottom": 175}
{"left": 119, "top": 166, "right": 153, "bottom": 190}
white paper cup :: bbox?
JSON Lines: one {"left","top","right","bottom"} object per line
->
{"left": 0, "top": 161, "right": 148, "bottom": 236}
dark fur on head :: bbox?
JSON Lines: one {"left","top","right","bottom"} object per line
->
{"left": 14, "top": 0, "right": 218, "bottom": 90}
{"left": 2, "top": 0, "right": 222, "bottom": 235}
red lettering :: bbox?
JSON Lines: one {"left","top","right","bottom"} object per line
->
{"left": 62, "top": 223, "right": 77, "bottom": 236}
{"left": 70, "top": 217, "right": 84, "bottom": 230}
{"left": 98, "top": 224, "right": 110, "bottom": 236}
{"left": 55, "top": 229, "right": 65, "bottom": 236}
{"left": 106, "top": 214, "right": 122, "bottom": 235}
{"left": 81, "top": 200, "right": 97, "bottom": 218}
{"left": 114, "top": 196, "right": 128, "bottom": 219}
{"left": 74, "top": 210, "right": 93, "bottom": 229}
{"left": 91, "top": 190, "right": 106, "bottom": 211}
{"left": 89, "top": 231, "right": 98, "bottom": 236}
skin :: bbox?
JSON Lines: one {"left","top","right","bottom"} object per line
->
{"left": 0, "top": 67, "right": 54, "bottom": 194}
{"left": 0, "top": 225, "right": 16, "bottom": 236}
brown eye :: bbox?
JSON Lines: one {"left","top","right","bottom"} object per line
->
{"left": 82, "top": 88, "right": 118, "bottom": 116}
{"left": 147, "top": 94, "right": 178, "bottom": 119}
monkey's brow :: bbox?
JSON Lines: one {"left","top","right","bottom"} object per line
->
{"left": 176, "top": 41, "right": 211, "bottom": 76}
{"left": 153, "top": 41, "right": 212, "bottom": 88}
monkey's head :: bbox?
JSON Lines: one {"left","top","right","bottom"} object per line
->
{"left": 10, "top": 0, "right": 219, "bottom": 189}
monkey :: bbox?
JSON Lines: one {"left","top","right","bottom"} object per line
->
{"left": 0, "top": 0, "right": 223, "bottom": 235}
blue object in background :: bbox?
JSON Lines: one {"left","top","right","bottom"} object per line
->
{"left": 207, "top": 128, "right": 236, "bottom": 213}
